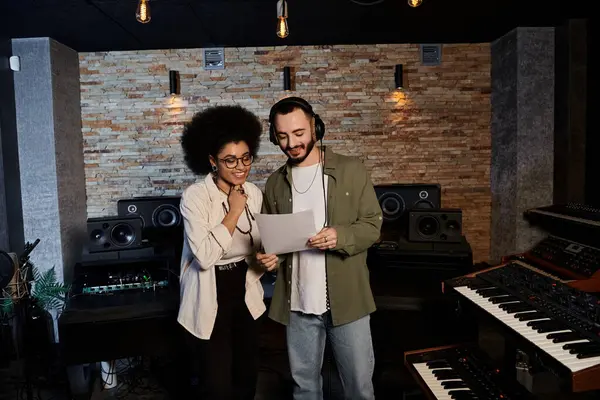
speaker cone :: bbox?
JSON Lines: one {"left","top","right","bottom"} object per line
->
{"left": 90, "top": 228, "right": 108, "bottom": 246}
{"left": 446, "top": 220, "right": 461, "bottom": 232}
{"left": 417, "top": 216, "right": 439, "bottom": 237}
{"left": 413, "top": 199, "right": 434, "bottom": 209}
{"left": 378, "top": 193, "right": 406, "bottom": 221}
{"left": 111, "top": 223, "right": 136, "bottom": 246}
{"left": 152, "top": 204, "right": 180, "bottom": 228}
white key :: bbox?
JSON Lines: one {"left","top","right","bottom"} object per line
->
{"left": 412, "top": 362, "right": 471, "bottom": 400}
{"left": 455, "top": 286, "right": 600, "bottom": 372}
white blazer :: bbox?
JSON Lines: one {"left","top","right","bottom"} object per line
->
{"left": 177, "top": 174, "right": 265, "bottom": 340}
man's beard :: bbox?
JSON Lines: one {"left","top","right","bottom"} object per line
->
{"left": 286, "top": 139, "right": 316, "bottom": 165}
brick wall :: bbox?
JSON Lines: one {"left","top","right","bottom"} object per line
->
{"left": 79, "top": 43, "right": 491, "bottom": 262}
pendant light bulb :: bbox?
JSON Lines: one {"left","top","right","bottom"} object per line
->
{"left": 276, "top": 0, "right": 289, "bottom": 38}
{"left": 408, "top": 0, "right": 423, "bottom": 7}
{"left": 277, "top": 18, "right": 289, "bottom": 38}
{"left": 136, "top": 0, "right": 151, "bottom": 24}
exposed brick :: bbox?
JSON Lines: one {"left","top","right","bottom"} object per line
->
{"left": 79, "top": 43, "right": 491, "bottom": 263}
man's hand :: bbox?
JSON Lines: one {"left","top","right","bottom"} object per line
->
{"left": 256, "top": 252, "right": 279, "bottom": 271}
{"left": 308, "top": 227, "right": 338, "bottom": 250}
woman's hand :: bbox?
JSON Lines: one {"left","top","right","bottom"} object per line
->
{"left": 228, "top": 185, "right": 248, "bottom": 215}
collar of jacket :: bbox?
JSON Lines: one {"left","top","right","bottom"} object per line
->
{"left": 279, "top": 146, "right": 339, "bottom": 181}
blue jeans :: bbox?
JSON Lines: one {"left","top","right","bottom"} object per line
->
{"left": 287, "top": 311, "right": 375, "bottom": 400}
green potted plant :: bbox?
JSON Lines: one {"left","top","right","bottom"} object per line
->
{"left": 1, "top": 264, "right": 70, "bottom": 317}
{"left": 1, "top": 264, "right": 70, "bottom": 363}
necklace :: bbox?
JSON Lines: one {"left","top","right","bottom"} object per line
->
{"left": 292, "top": 162, "right": 321, "bottom": 194}
{"left": 215, "top": 179, "right": 255, "bottom": 247}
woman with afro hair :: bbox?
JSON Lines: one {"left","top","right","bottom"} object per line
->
{"left": 177, "top": 104, "right": 267, "bottom": 400}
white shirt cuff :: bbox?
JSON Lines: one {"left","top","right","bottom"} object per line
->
{"left": 211, "top": 223, "right": 233, "bottom": 252}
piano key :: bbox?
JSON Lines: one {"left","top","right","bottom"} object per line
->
{"left": 490, "top": 296, "right": 519, "bottom": 304}
{"left": 433, "top": 370, "right": 461, "bottom": 379}
{"left": 427, "top": 360, "right": 450, "bottom": 368}
{"left": 477, "top": 288, "right": 505, "bottom": 297}
{"left": 548, "top": 331, "right": 583, "bottom": 343}
{"left": 467, "top": 281, "right": 495, "bottom": 290}
{"left": 413, "top": 362, "right": 472, "bottom": 400}
{"left": 449, "top": 391, "right": 479, "bottom": 400}
{"left": 454, "top": 285, "right": 600, "bottom": 372}
{"left": 515, "top": 311, "right": 546, "bottom": 321}
{"left": 501, "top": 303, "right": 535, "bottom": 313}
{"left": 442, "top": 381, "right": 469, "bottom": 389}
{"left": 578, "top": 350, "right": 600, "bottom": 359}
{"left": 563, "top": 342, "right": 595, "bottom": 351}
{"left": 573, "top": 344, "right": 600, "bottom": 354}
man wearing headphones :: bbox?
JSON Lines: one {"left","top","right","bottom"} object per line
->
{"left": 256, "top": 97, "right": 383, "bottom": 399}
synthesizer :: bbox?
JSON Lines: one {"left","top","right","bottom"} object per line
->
{"left": 526, "top": 203, "right": 600, "bottom": 227}
{"left": 405, "top": 344, "right": 533, "bottom": 400}
{"left": 523, "top": 235, "right": 600, "bottom": 281}
{"left": 446, "top": 261, "right": 600, "bottom": 392}
{"left": 524, "top": 204, "right": 600, "bottom": 251}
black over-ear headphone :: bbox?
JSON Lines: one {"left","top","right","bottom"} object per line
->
{"left": 268, "top": 97, "right": 325, "bottom": 145}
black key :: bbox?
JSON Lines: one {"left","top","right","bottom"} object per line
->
{"left": 498, "top": 301, "right": 521, "bottom": 310}
{"left": 478, "top": 289, "right": 505, "bottom": 297}
{"left": 442, "top": 381, "right": 469, "bottom": 389}
{"left": 426, "top": 360, "right": 449, "bottom": 369}
{"left": 450, "top": 391, "right": 478, "bottom": 400}
{"left": 468, "top": 281, "right": 493, "bottom": 290}
{"left": 537, "top": 322, "right": 569, "bottom": 333}
{"left": 502, "top": 303, "right": 535, "bottom": 313}
{"left": 433, "top": 369, "right": 460, "bottom": 377}
{"left": 527, "top": 319, "right": 554, "bottom": 328}
{"left": 490, "top": 296, "right": 518, "bottom": 304}
{"left": 577, "top": 350, "right": 600, "bottom": 359}
{"left": 563, "top": 342, "right": 592, "bottom": 351}
{"left": 565, "top": 343, "right": 600, "bottom": 354}
{"left": 434, "top": 372, "right": 461, "bottom": 380}
{"left": 547, "top": 331, "right": 582, "bottom": 343}
{"left": 515, "top": 311, "right": 545, "bottom": 321}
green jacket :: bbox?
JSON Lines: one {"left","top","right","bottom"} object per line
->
{"left": 262, "top": 147, "right": 383, "bottom": 326}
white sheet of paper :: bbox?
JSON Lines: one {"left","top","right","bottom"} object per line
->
{"left": 254, "top": 210, "right": 318, "bottom": 255}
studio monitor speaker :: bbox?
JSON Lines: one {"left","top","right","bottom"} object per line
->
{"left": 374, "top": 184, "right": 441, "bottom": 238}
{"left": 87, "top": 216, "right": 143, "bottom": 253}
{"left": 408, "top": 209, "right": 462, "bottom": 243}
{"left": 117, "top": 196, "right": 182, "bottom": 229}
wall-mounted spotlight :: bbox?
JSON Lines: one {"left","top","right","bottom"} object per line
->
{"left": 283, "top": 67, "right": 291, "bottom": 91}
{"left": 408, "top": 0, "right": 423, "bottom": 7}
{"left": 395, "top": 64, "right": 403, "bottom": 89}
{"left": 276, "top": 0, "right": 289, "bottom": 38}
{"left": 136, "top": 0, "right": 151, "bottom": 23}
{"left": 169, "top": 70, "right": 180, "bottom": 95}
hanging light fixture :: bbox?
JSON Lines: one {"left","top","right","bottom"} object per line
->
{"left": 169, "top": 71, "right": 180, "bottom": 95}
{"left": 407, "top": 0, "right": 423, "bottom": 7}
{"left": 136, "top": 0, "right": 151, "bottom": 23}
{"left": 283, "top": 67, "right": 291, "bottom": 91}
{"left": 395, "top": 64, "right": 403, "bottom": 89}
{"left": 276, "top": 0, "right": 289, "bottom": 38}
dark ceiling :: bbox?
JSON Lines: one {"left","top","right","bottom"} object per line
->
{"left": 0, "top": 0, "right": 592, "bottom": 53}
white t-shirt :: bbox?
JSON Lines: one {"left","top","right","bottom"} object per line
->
{"left": 290, "top": 162, "right": 329, "bottom": 315}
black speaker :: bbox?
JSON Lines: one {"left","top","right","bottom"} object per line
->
{"left": 374, "top": 184, "right": 441, "bottom": 239}
{"left": 87, "top": 216, "right": 143, "bottom": 253}
{"left": 117, "top": 196, "right": 182, "bottom": 229}
{"left": 408, "top": 209, "right": 462, "bottom": 243}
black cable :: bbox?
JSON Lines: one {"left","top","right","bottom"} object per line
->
{"left": 319, "top": 141, "right": 333, "bottom": 400}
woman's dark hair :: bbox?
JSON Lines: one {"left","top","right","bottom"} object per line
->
{"left": 181, "top": 105, "right": 262, "bottom": 175}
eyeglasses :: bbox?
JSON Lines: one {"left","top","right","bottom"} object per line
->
{"left": 218, "top": 154, "right": 254, "bottom": 169}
